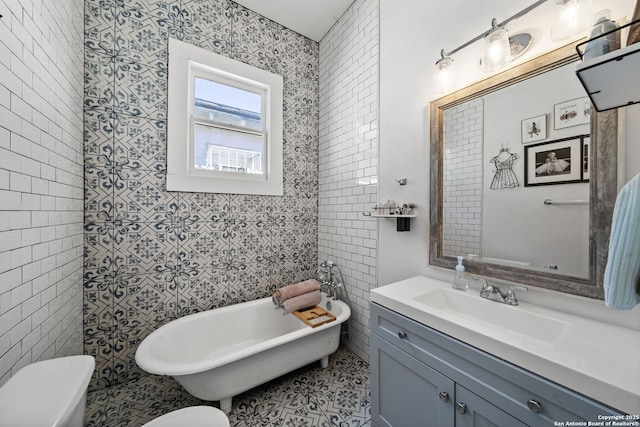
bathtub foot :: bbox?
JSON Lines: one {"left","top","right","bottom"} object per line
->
{"left": 219, "top": 397, "right": 232, "bottom": 415}
{"left": 320, "top": 355, "right": 329, "bottom": 369}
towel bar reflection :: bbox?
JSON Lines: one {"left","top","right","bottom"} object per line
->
{"left": 543, "top": 198, "right": 588, "bottom": 205}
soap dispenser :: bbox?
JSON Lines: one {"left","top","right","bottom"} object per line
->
{"left": 452, "top": 256, "right": 469, "bottom": 291}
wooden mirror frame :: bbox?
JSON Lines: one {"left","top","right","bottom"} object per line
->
{"left": 429, "top": 42, "right": 618, "bottom": 299}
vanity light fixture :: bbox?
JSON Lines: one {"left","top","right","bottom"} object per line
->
{"left": 434, "top": 0, "right": 550, "bottom": 90}
{"left": 481, "top": 18, "right": 512, "bottom": 73}
{"left": 434, "top": 50, "right": 455, "bottom": 94}
{"left": 551, "top": 0, "right": 591, "bottom": 42}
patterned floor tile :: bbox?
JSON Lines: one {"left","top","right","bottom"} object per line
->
{"left": 85, "top": 346, "right": 370, "bottom": 427}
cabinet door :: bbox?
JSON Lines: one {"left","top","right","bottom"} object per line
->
{"left": 371, "top": 334, "right": 455, "bottom": 427}
{"left": 454, "top": 385, "right": 527, "bottom": 427}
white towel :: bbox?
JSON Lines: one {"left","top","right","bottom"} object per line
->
{"left": 603, "top": 173, "right": 640, "bottom": 310}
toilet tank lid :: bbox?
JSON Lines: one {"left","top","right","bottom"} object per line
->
{"left": 0, "top": 355, "right": 95, "bottom": 426}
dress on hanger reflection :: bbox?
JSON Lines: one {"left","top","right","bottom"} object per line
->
{"left": 490, "top": 148, "right": 519, "bottom": 189}
{"left": 535, "top": 151, "right": 570, "bottom": 175}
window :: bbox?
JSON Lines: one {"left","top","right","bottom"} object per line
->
{"left": 167, "top": 38, "right": 283, "bottom": 195}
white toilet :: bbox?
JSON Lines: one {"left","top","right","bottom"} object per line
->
{"left": 142, "top": 406, "right": 230, "bottom": 427}
{"left": 0, "top": 355, "right": 95, "bottom": 427}
{"left": 0, "top": 355, "right": 228, "bottom": 427}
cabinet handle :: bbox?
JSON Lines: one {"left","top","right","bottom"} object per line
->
{"left": 456, "top": 402, "right": 467, "bottom": 414}
{"left": 527, "top": 399, "right": 542, "bottom": 414}
{"left": 397, "top": 331, "right": 407, "bottom": 339}
{"left": 438, "top": 392, "right": 449, "bottom": 402}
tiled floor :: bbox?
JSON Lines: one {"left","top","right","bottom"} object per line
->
{"left": 85, "top": 346, "right": 371, "bottom": 426}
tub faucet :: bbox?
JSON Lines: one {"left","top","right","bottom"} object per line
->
{"left": 328, "top": 281, "right": 343, "bottom": 299}
{"left": 317, "top": 260, "right": 340, "bottom": 300}
{"left": 478, "top": 280, "right": 527, "bottom": 306}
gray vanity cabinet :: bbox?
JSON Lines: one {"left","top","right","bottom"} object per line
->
{"left": 371, "top": 334, "right": 525, "bottom": 427}
{"left": 370, "top": 303, "right": 623, "bottom": 427}
{"left": 454, "top": 386, "right": 527, "bottom": 427}
{"left": 371, "top": 333, "right": 454, "bottom": 426}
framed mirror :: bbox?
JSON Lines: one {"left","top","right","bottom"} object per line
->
{"left": 429, "top": 42, "right": 619, "bottom": 299}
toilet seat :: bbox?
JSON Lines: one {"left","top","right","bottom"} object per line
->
{"left": 142, "top": 406, "right": 230, "bottom": 427}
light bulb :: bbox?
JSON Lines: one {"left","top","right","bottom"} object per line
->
{"left": 434, "top": 54, "right": 455, "bottom": 94}
{"left": 481, "top": 22, "right": 511, "bottom": 73}
{"left": 551, "top": 0, "right": 591, "bottom": 41}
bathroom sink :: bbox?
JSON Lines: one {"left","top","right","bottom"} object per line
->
{"left": 412, "top": 288, "right": 570, "bottom": 345}
{"left": 370, "top": 275, "right": 640, "bottom": 415}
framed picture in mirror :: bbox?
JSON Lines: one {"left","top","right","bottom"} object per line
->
{"left": 524, "top": 136, "right": 586, "bottom": 186}
{"left": 554, "top": 97, "right": 591, "bottom": 129}
{"left": 521, "top": 114, "right": 547, "bottom": 143}
{"left": 582, "top": 136, "right": 590, "bottom": 181}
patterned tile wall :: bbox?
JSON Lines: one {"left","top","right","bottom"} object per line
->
{"left": 84, "top": 0, "right": 320, "bottom": 390}
{"left": 0, "top": 0, "right": 85, "bottom": 384}
{"left": 318, "top": 0, "right": 379, "bottom": 363}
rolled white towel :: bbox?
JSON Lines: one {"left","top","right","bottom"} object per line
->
{"left": 282, "top": 290, "right": 322, "bottom": 314}
{"left": 604, "top": 173, "right": 640, "bottom": 310}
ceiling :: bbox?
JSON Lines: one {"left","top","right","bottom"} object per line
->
{"left": 232, "top": 0, "right": 355, "bottom": 42}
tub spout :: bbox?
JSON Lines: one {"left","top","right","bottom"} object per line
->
{"left": 317, "top": 260, "right": 339, "bottom": 299}
{"left": 324, "top": 282, "right": 339, "bottom": 299}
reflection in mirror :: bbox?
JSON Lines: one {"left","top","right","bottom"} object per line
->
{"left": 430, "top": 42, "right": 619, "bottom": 299}
{"left": 441, "top": 63, "right": 590, "bottom": 278}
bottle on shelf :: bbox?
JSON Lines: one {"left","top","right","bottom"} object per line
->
{"left": 583, "top": 9, "right": 620, "bottom": 61}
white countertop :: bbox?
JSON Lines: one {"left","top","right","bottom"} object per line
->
{"left": 370, "top": 275, "right": 640, "bottom": 415}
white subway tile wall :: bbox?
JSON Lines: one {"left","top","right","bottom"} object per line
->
{"left": 318, "top": 0, "right": 379, "bottom": 363}
{"left": 0, "top": 0, "right": 84, "bottom": 384}
{"left": 442, "top": 98, "right": 483, "bottom": 257}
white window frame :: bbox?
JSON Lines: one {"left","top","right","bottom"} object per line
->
{"left": 167, "top": 38, "right": 283, "bottom": 196}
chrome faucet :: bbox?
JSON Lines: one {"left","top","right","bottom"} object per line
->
{"left": 317, "top": 260, "right": 340, "bottom": 299}
{"left": 478, "top": 280, "right": 527, "bottom": 306}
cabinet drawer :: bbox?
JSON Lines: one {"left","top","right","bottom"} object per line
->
{"left": 371, "top": 303, "right": 622, "bottom": 425}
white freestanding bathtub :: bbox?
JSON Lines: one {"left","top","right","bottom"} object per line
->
{"left": 135, "top": 292, "right": 350, "bottom": 414}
